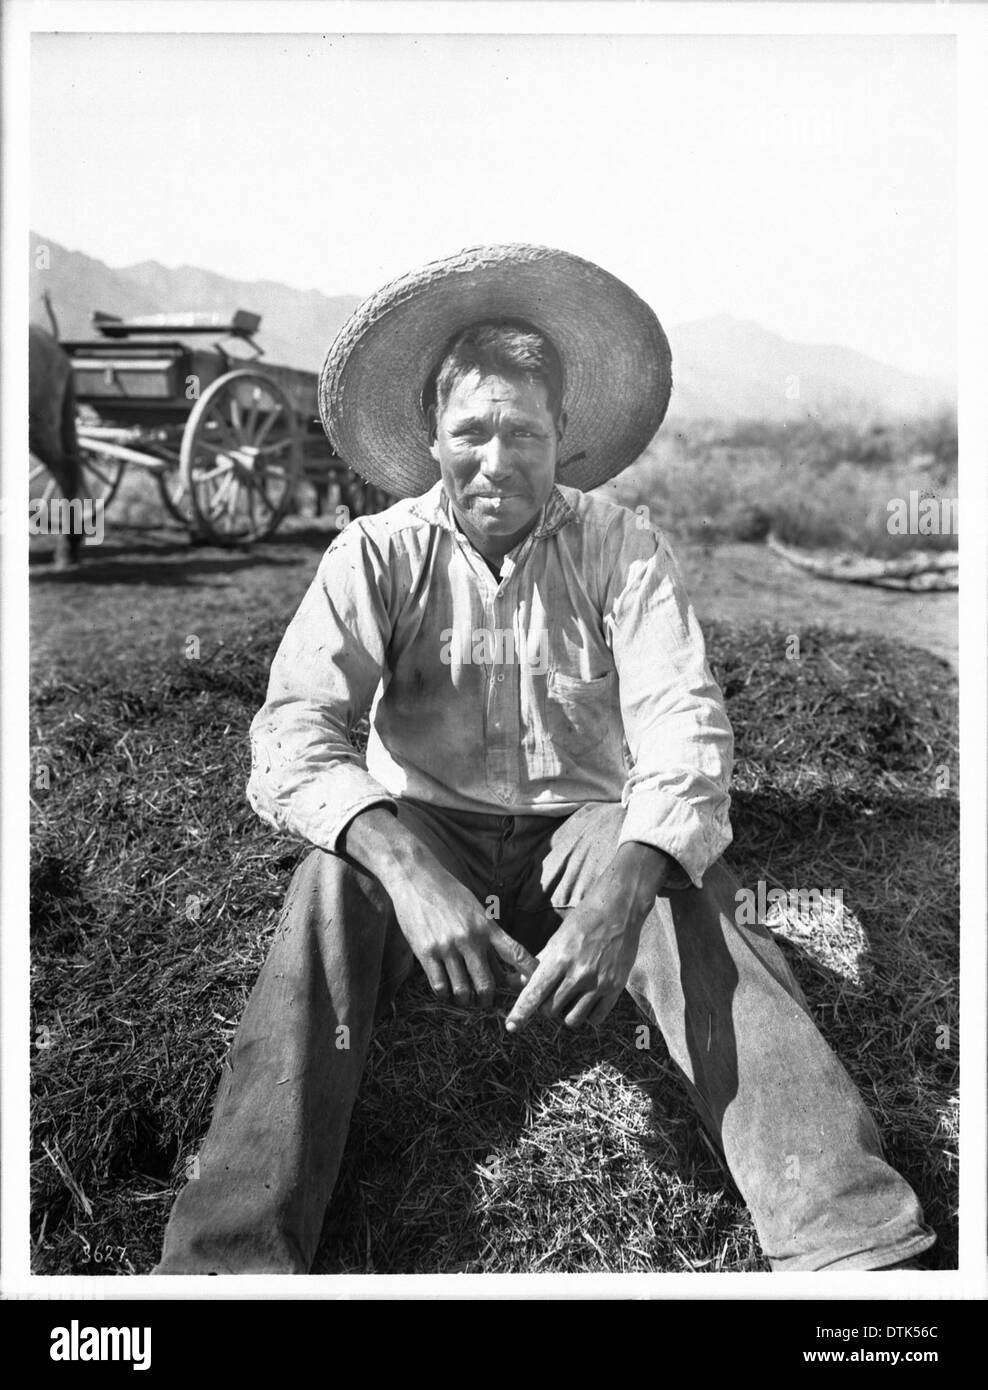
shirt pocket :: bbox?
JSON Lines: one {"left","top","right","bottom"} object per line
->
{"left": 538, "top": 668, "right": 622, "bottom": 777}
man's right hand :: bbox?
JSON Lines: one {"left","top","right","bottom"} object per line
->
{"left": 389, "top": 861, "right": 539, "bottom": 1009}
{"left": 342, "top": 805, "right": 539, "bottom": 1010}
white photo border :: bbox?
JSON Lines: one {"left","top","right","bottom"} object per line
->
{"left": 2, "top": 0, "right": 985, "bottom": 1303}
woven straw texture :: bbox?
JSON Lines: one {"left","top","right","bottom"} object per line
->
{"left": 318, "top": 244, "right": 672, "bottom": 498}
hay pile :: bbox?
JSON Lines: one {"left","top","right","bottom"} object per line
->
{"left": 30, "top": 621, "right": 958, "bottom": 1273}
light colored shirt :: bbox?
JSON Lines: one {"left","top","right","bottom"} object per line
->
{"left": 247, "top": 481, "right": 734, "bottom": 887}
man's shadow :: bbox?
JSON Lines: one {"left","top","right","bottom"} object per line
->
{"left": 311, "top": 787, "right": 958, "bottom": 1273}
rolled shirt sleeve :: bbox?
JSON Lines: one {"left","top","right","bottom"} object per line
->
{"left": 246, "top": 521, "right": 398, "bottom": 853}
{"left": 602, "top": 516, "right": 734, "bottom": 888}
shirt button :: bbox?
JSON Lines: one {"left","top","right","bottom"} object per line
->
{"left": 496, "top": 674, "right": 505, "bottom": 683}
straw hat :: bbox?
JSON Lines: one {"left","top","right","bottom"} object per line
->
{"left": 318, "top": 243, "right": 672, "bottom": 498}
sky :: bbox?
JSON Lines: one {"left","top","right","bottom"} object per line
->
{"left": 29, "top": 29, "right": 956, "bottom": 379}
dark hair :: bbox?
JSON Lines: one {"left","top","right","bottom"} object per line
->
{"left": 422, "top": 318, "right": 565, "bottom": 430}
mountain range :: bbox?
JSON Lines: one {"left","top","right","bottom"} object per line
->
{"left": 29, "top": 231, "right": 953, "bottom": 423}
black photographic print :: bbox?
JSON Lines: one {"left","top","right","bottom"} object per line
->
{"left": 3, "top": 1, "right": 984, "bottom": 1336}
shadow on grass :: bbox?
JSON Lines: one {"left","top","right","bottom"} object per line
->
{"left": 29, "top": 552, "right": 316, "bottom": 588}
{"left": 29, "top": 523, "right": 341, "bottom": 585}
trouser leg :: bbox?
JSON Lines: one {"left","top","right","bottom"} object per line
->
{"left": 628, "top": 859, "right": 936, "bottom": 1270}
{"left": 530, "top": 803, "right": 937, "bottom": 1272}
{"left": 153, "top": 847, "right": 410, "bottom": 1274}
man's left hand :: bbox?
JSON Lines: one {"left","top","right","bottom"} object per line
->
{"left": 504, "top": 841, "right": 676, "bottom": 1033}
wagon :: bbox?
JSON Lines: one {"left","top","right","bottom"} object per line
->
{"left": 35, "top": 309, "right": 392, "bottom": 545}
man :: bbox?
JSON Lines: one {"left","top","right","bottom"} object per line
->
{"left": 155, "top": 244, "right": 935, "bottom": 1275}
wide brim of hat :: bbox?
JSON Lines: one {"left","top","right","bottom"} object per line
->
{"left": 318, "top": 243, "right": 672, "bottom": 497}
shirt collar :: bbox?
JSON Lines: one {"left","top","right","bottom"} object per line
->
{"left": 408, "top": 481, "right": 576, "bottom": 541}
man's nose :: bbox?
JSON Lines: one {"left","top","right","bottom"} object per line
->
{"left": 478, "top": 434, "right": 514, "bottom": 479}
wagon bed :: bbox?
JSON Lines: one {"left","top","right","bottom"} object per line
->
{"left": 42, "top": 308, "right": 389, "bottom": 545}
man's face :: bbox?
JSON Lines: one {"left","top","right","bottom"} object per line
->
{"left": 429, "top": 370, "right": 563, "bottom": 553}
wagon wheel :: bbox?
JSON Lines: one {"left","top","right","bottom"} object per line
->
{"left": 29, "top": 443, "right": 126, "bottom": 511}
{"left": 180, "top": 371, "right": 303, "bottom": 545}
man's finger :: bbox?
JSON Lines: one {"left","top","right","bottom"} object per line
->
{"left": 497, "top": 967, "right": 528, "bottom": 995}
{"left": 543, "top": 975, "right": 586, "bottom": 1021}
{"left": 587, "top": 993, "right": 618, "bottom": 1028}
{"left": 488, "top": 948, "right": 528, "bottom": 996}
{"left": 443, "top": 953, "right": 473, "bottom": 1009}
{"left": 421, "top": 956, "right": 450, "bottom": 1000}
{"left": 505, "top": 963, "right": 561, "bottom": 1034}
{"left": 562, "top": 990, "right": 602, "bottom": 1030}
{"left": 463, "top": 948, "right": 497, "bottom": 1010}
{"left": 489, "top": 924, "right": 540, "bottom": 980}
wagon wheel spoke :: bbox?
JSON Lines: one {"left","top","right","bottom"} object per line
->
{"left": 211, "top": 469, "right": 237, "bottom": 506}
{"left": 225, "top": 476, "right": 244, "bottom": 523}
{"left": 251, "top": 405, "right": 284, "bottom": 450}
{"left": 201, "top": 403, "right": 247, "bottom": 448}
{"left": 213, "top": 470, "right": 239, "bottom": 517}
{"left": 228, "top": 395, "right": 244, "bottom": 437}
{"left": 202, "top": 475, "right": 236, "bottom": 522}
{"left": 193, "top": 459, "right": 237, "bottom": 484}
{"left": 202, "top": 411, "right": 242, "bottom": 453}
{"left": 244, "top": 393, "right": 263, "bottom": 445}
{"left": 197, "top": 469, "right": 240, "bottom": 526}
{"left": 255, "top": 437, "right": 294, "bottom": 458}
{"left": 197, "top": 462, "right": 234, "bottom": 505}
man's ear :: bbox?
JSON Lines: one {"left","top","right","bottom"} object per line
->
{"left": 426, "top": 404, "right": 440, "bottom": 461}
{"left": 556, "top": 408, "right": 568, "bottom": 444}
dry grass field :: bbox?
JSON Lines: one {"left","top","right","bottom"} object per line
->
{"left": 28, "top": 460, "right": 959, "bottom": 1273}
{"left": 608, "top": 412, "right": 958, "bottom": 557}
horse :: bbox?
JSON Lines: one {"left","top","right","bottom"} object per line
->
{"left": 29, "top": 320, "right": 85, "bottom": 567}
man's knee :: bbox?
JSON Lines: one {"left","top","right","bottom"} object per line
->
{"left": 541, "top": 801, "right": 626, "bottom": 909}
{"left": 281, "top": 848, "right": 393, "bottom": 937}
{"left": 683, "top": 859, "right": 811, "bottom": 1010}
